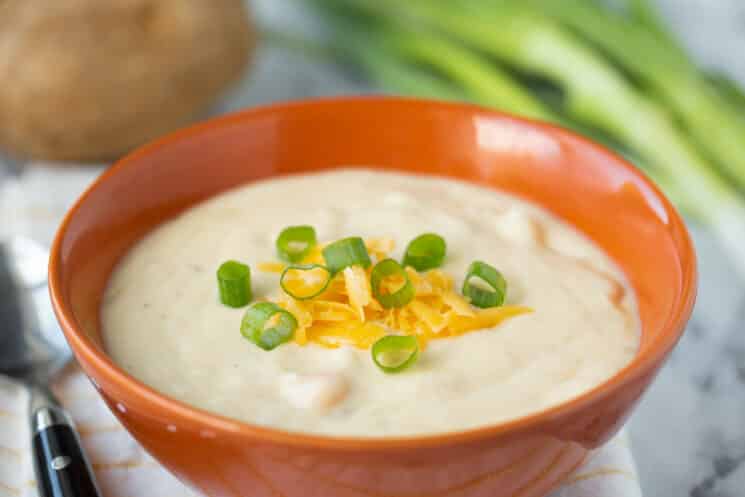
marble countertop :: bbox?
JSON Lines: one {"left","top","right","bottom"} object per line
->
{"left": 2, "top": 1, "right": 745, "bottom": 496}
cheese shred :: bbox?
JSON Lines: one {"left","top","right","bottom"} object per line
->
{"left": 262, "top": 237, "right": 531, "bottom": 348}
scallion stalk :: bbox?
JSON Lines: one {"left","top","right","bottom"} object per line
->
{"left": 276, "top": 225, "right": 317, "bottom": 263}
{"left": 371, "top": 335, "right": 420, "bottom": 373}
{"left": 370, "top": 259, "right": 415, "bottom": 308}
{"left": 217, "top": 261, "right": 252, "bottom": 307}
{"left": 241, "top": 302, "right": 298, "bottom": 351}
{"left": 322, "top": 237, "right": 372, "bottom": 273}
{"left": 462, "top": 261, "right": 507, "bottom": 309}
{"left": 402, "top": 233, "right": 447, "bottom": 271}
{"left": 280, "top": 264, "right": 333, "bottom": 300}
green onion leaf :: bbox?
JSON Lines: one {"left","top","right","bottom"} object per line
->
{"left": 240, "top": 302, "right": 297, "bottom": 351}
{"left": 402, "top": 233, "right": 447, "bottom": 271}
{"left": 322, "top": 237, "right": 371, "bottom": 273}
{"left": 280, "top": 264, "right": 333, "bottom": 300}
{"left": 276, "top": 225, "right": 317, "bottom": 263}
{"left": 371, "top": 335, "right": 420, "bottom": 373}
{"left": 216, "top": 260, "right": 252, "bottom": 307}
{"left": 370, "top": 258, "right": 415, "bottom": 308}
{"left": 462, "top": 261, "right": 507, "bottom": 308}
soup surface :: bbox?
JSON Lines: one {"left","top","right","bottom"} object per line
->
{"left": 102, "top": 169, "right": 639, "bottom": 436}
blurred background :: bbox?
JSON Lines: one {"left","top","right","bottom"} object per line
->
{"left": 1, "top": 1, "right": 744, "bottom": 495}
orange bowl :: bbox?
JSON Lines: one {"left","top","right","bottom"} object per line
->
{"left": 49, "top": 97, "right": 696, "bottom": 497}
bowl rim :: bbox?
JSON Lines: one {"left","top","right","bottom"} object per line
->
{"left": 49, "top": 96, "right": 697, "bottom": 450}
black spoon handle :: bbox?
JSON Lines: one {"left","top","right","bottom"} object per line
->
{"left": 31, "top": 406, "right": 102, "bottom": 497}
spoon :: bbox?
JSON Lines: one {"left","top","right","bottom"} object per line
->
{"left": 0, "top": 236, "right": 101, "bottom": 497}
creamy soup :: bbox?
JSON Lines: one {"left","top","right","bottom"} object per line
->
{"left": 102, "top": 169, "right": 639, "bottom": 436}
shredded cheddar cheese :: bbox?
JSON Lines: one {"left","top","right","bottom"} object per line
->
{"left": 258, "top": 262, "right": 286, "bottom": 273}
{"left": 343, "top": 266, "right": 371, "bottom": 321}
{"left": 261, "top": 238, "right": 531, "bottom": 349}
{"left": 366, "top": 237, "right": 396, "bottom": 261}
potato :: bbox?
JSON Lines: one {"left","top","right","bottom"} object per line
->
{"left": 0, "top": 0, "right": 255, "bottom": 162}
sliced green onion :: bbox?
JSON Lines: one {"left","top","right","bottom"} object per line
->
{"left": 322, "top": 237, "right": 371, "bottom": 273}
{"left": 371, "top": 335, "right": 420, "bottom": 373}
{"left": 462, "top": 261, "right": 507, "bottom": 309}
{"left": 217, "top": 261, "right": 252, "bottom": 307}
{"left": 280, "top": 264, "right": 332, "bottom": 300}
{"left": 402, "top": 233, "right": 447, "bottom": 271}
{"left": 240, "top": 302, "right": 297, "bottom": 351}
{"left": 276, "top": 225, "right": 317, "bottom": 263}
{"left": 370, "top": 258, "right": 415, "bottom": 308}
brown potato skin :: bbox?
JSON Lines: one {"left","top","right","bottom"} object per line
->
{"left": 0, "top": 0, "right": 255, "bottom": 162}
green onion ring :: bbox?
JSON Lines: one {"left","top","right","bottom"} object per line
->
{"left": 402, "top": 233, "right": 447, "bottom": 271}
{"left": 370, "top": 258, "right": 415, "bottom": 308}
{"left": 276, "top": 225, "right": 317, "bottom": 263}
{"left": 216, "top": 260, "right": 252, "bottom": 307}
{"left": 322, "top": 236, "right": 371, "bottom": 273}
{"left": 280, "top": 264, "right": 333, "bottom": 300}
{"left": 462, "top": 261, "right": 507, "bottom": 308}
{"left": 371, "top": 335, "right": 420, "bottom": 373}
{"left": 241, "top": 302, "right": 298, "bottom": 351}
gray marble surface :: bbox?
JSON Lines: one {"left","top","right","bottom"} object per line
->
{"left": 2, "top": 1, "right": 745, "bottom": 496}
{"left": 631, "top": 227, "right": 745, "bottom": 497}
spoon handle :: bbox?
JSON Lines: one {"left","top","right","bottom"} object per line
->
{"left": 31, "top": 406, "right": 102, "bottom": 497}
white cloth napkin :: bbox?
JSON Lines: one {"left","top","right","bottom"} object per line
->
{"left": 0, "top": 163, "right": 643, "bottom": 497}
{"left": 0, "top": 368, "right": 641, "bottom": 497}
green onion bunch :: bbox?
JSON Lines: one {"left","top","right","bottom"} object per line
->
{"left": 274, "top": 0, "right": 745, "bottom": 275}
